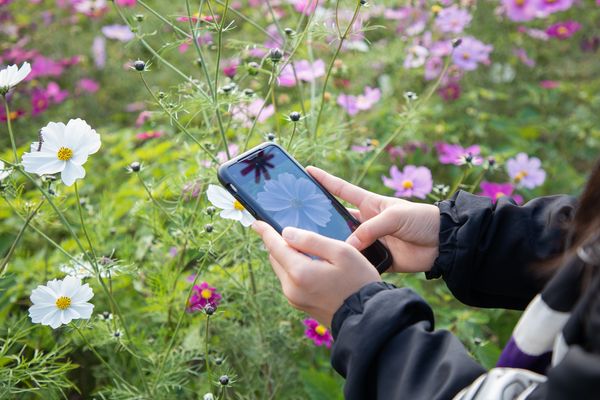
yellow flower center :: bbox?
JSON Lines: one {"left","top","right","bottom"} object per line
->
{"left": 431, "top": 5, "right": 442, "bottom": 13}
{"left": 233, "top": 200, "right": 245, "bottom": 211}
{"left": 495, "top": 192, "right": 506, "bottom": 200}
{"left": 57, "top": 147, "right": 73, "bottom": 161}
{"left": 557, "top": 26, "right": 568, "bottom": 36}
{"left": 515, "top": 0, "right": 525, "bottom": 6}
{"left": 201, "top": 289, "right": 213, "bottom": 299}
{"left": 315, "top": 325, "right": 327, "bottom": 336}
{"left": 55, "top": 296, "right": 71, "bottom": 310}
{"left": 514, "top": 170, "right": 528, "bottom": 183}
{"left": 402, "top": 180, "right": 414, "bottom": 189}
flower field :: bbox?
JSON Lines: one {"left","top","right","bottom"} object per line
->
{"left": 1, "top": 0, "right": 599, "bottom": 398}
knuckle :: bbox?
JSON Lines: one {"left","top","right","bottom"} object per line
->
{"left": 288, "top": 266, "right": 312, "bottom": 287}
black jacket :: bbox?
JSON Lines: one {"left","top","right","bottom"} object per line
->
{"left": 330, "top": 191, "right": 600, "bottom": 399}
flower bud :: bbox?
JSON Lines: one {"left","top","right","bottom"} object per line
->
{"left": 206, "top": 206, "right": 216, "bottom": 215}
{"left": 268, "top": 48, "right": 283, "bottom": 63}
{"left": 135, "top": 14, "right": 145, "bottom": 22}
{"left": 219, "top": 375, "right": 229, "bottom": 386}
{"left": 266, "top": 133, "right": 276, "bottom": 141}
{"left": 284, "top": 27, "right": 294, "bottom": 36}
{"left": 289, "top": 111, "right": 301, "bottom": 122}
{"left": 204, "top": 224, "right": 214, "bottom": 233}
{"left": 204, "top": 305, "right": 216, "bottom": 315}
{"left": 452, "top": 38, "right": 463, "bottom": 48}
{"left": 247, "top": 61, "right": 260, "bottom": 76}
{"left": 243, "top": 88, "right": 254, "bottom": 97}
{"left": 129, "top": 161, "right": 141, "bottom": 172}
{"left": 133, "top": 60, "right": 146, "bottom": 71}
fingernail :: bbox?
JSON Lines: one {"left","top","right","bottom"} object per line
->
{"left": 282, "top": 227, "right": 297, "bottom": 242}
{"left": 346, "top": 235, "right": 361, "bottom": 249}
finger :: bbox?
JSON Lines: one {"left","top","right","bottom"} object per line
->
{"left": 269, "top": 254, "right": 289, "bottom": 287}
{"left": 252, "top": 220, "right": 309, "bottom": 267}
{"left": 347, "top": 208, "right": 362, "bottom": 221}
{"left": 346, "top": 208, "right": 402, "bottom": 251}
{"left": 306, "top": 166, "right": 371, "bottom": 207}
{"left": 282, "top": 226, "right": 355, "bottom": 263}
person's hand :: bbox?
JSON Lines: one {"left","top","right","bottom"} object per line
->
{"left": 251, "top": 221, "right": 381, "bottom": 327}
{"left": 307, "top": 166, "right": 441, "bottom": 273}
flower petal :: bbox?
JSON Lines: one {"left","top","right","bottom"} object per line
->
{"left": 60, "top": 162, "right": 86, "bottom": 186}
{"left": 207, "top": 184, "right": 234, "bottom": 209}
{"left": 71, "top": 303, "right": 94, "bottom": 319}
{"left": 22, "top": 152, "right": 65, "bottom": 175}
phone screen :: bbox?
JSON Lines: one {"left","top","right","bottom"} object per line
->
{"left": 226, "top": 145, "right": 357, "bottom": 241}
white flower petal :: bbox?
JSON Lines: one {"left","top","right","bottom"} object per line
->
{"left": 239, "top": 211, "right": 256, "bottom": 227}
{"left": 29, "top": 304, "right": 57, "bottom": 322}
{"left": 71, "top": 283, "right": 94, "bottom": 303}
{"left": 41, "top": 309, "right": 60, "bottom": 327}
{"left": 22, "top": 151, "right": 65, "bottom": 175}
{"left": 60, "top": 162, "right": 86, "bottom": 186}
{"left": 65, "top": 119, "right": 101, "bottom": 156}
{"left": 59, "top": 275, "right": 81, "bottom": 296}
{"left": 71, "top": 303, "right": 94, "bottom": 319}
{"left": 12, "top": 62, "right": 31, "bottom": 85}
{"left": 60, "top": 309, "right": 77, "bottom": 325}
{"left": 46, "top": 279, "right": 62, "bottom": 293}
{"left": 207, "top": 184, "right": 235, "bottom": 209}
{"left": 220, "top": 208, "right": 242, "bottom": 221}
{"left": 30, "top": 286, "right": 57, "bottom": 304}
{"left": 41, "top": 122, "right": 67, "bottom": 150}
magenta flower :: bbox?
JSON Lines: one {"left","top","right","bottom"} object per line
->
{"left": 303, "top": 318, "right": 333, "bottom": 348}
{"left": 337, "top": 87, "right": 381, "bottom": 116}
{"left": 187, "top": 282, "right": 222, "bottom": 312}
{"left": 292, "top": 0, "right": 318, "bottom": 14}
{"left": 539, "top": 80, "right": 559, "bottom": 89}
{"left": 502, "top": 0, "right": 537, "bottom": 22}
{"left": 436, "top": 143, "right": 483, "bottom": 166}
{"left": 435, "top": 6, "right": 472, "bottom": 34}
{"left": 203, "top": 144, "right": 239, "bottom": 167}
{"left": 513, "top": 48, "right": 535, "bottom": 68}
{"left": 278, "top": 60, "right": 325, "bottom": 87}
{"left": 31, "top": 89, "right": 49, "bottom": 116}
{"left": 77, "top": 78, "right": 100, "bottom": 94}
{"left": 537, "top": 0, "right": 573, "bottom": 15}
{"left": 46, "top": 82, "right": 68, "bottom": 103}
{"left": 382, "top": 165, "right": 433, "bottom": 199}
{"left": 506, "top": 153, "right": 546, "bottom": 189}
{"left": 115, "top": 0, "right": 136, "bottom": 6}
{"left": 222, "top": 59, "right": 239, "bottom": 78}
{"left": 546, "top": 21, "right": 581, "bottom": 40}
{"left": 438, "top": 82, "right": 461, "bottom": 101}
{"left": 101, "top": 24, "right": 134, "bottom": 42}
{"left": 479, "top": 181, "right": 523, "bottom": 204}
{"left": 136, "top": 130, "right": 164, "bottom": 141}
{"left": 452, "top": 37, "right": 493, "bottom": 71}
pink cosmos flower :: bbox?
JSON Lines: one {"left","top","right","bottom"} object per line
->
{"left": 176, "top": 14, "right": 217, "bottom": 23}
{"left": 77, "top": 78, "right": 100, "bottom": 94}
{"left": 203, "top": 144, "right": 239, "bottom": 167}
{"left": 28, "top": 55, "right": 65, "bottom": 79}
{"left": 291, "top": 0, "right": 318, "bottom": 15}
{"left": 435, "top": 6, "right": 472, "bottom": 34}
{"left": 278, "top": 60, "right": 325, "bottom": 87}
{"left": 404, "top": 45, "right": 429, "bottom": 69}
{"left": 436, "top": 143, "right": 483, "bottom": 165}
{"left": 337, "top": 87, "right": 381, "bottom": 116}
{"left": 382, "top": 165, "right": 433, "bottom": 199}
{"left": 135, "top": 110, "right": 152, "bottom": 127}
{"left": 187, "top": 282, "right": 222, "bottom": 312}
{"left": 115, "top": 0, "right": 136, "bottom": 6}
{"left": 0, "top": 108, "right": 24, "bottom": 122}
{"left": 303, "top": 318, "right": 333, "bottom": 348}
{"left": 31, "top": 89, "right": 49, "bottom": 116}
{"left": 136, "top": 130, "right": 164, "bottom": 140}
{"left": 438, "top": 82, "right": 461, "bottom": 101}
{"left": 102, "top": 24, "right": 134, "bottom": 42}
{"left": 424, "top": 56, "right": 444, "bottom": 80}
{"left": 452, "top": 37, "right": 493, "bottom": 71}
{"left": 540, "top": 80, "right": 559, "bottom": 89}
{"left": 506, "top": 153, "right": 546, "bottom": 189}
{"left": 479, "top": 181, "right": 523, "bottom": 204}
{"left": 222, "top": 59, "right": 239, "bottom": 78}
{"left": 351, "top": 139, "right": 380, "bottom": 153}
{"left": 546, "top": 21, "right": 581, "bottom": 40}
{"left": 537, "top": 0, "right": 573, "bottom": 15}
{"left": 231, "top": 98, "right": 275, "bottom": 128}
{"left": 46, "top": 82, "right": 68, "bottom": 103}
{"left": 502, "top": 0, "right": 537, "bottom": 22}
{"left": 513, "top": 48, "right": 535, "bottom": 68}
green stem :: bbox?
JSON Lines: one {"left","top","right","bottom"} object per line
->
{"left": 470, "top": 168, "right": 487, "bottom": 193}
{"left": 3, "top": 96, "right": 19, "bottom": 163}
{"left": 0, "top": 200, "right": 44, "bottom": 275}
{"left": 136, "top": 0, "right": 191, "bottom": 38}
{"left": 313, "top": 0, "right": 361, "bottom": 138}
{"left": 213, "top": 0, "right": 231, "bottom": 159}
{"left": 205, "top": 315, "right": 211, "bottom": 381}
{"left": 186, "top": 0, "right": 214, "bottom": 99}
{"left": 448, "top": 168, "right": 470, "bottom": 197}
{"left": 287, "top": 122, "right": 297, "bottom": 150}
{"left": 135, "top": 172, "right": 179, "bottom": 226}
{"left": 73, "top": 182, "right": 98, "bottom": 266}
{"left": 214, "top": 0, "right": 277, "bottom": 40}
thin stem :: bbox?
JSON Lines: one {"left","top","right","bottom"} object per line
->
{"left": 186, "top": 0, "right": 214, "bottom": 99}
{"left": 139, "top": 74, "right": 219, "bottom": 163}
{"left": 213, "top": 0, "right": 231, "bottom": 159}
{"left": 448, "top": 167, "right": 470, "bottom": 197}
{"left": 0, "top": 200, "right": 44, "bottom": 275}
{"left": 287, "top": 122, "right": 297, "bottom": 150}
{"left": 136, "top": 0, "right": 191, "bottom": 38}
{"left": 205, "top": 315, "right": 211, "bottom": 381}
{"left": 214, "top": 0, "right": 277, "bottom": 40}
{"left": 470, "top": 168, "right": 487, "bottom": 193}
{"left": 3, "top": 97, "right": 19, "bottom": 163}
{"left": 73, "top": 182, "right": 98, "bottom": 265}
{"left": 135, "top": 172, "right": 179, "bottom": 226}
{"left": 313, "top": 0, "right": 361, "bottom": 138}
{"left": 270, "top": 64, "right": 280, "bottom": 135}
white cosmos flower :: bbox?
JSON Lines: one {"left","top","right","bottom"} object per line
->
{"left": 0, "top": 62, "right": 31, "bottom": 95}
{"left": 21, "top": 119, "right": 101, "bottom": 186}
{"left": 0, "top": 160, "right": 12, "bottom": 181}
{"left": 29, "top": 275, "right": 94, "bottom": 329}
{"left": 206, "top": 184, "right": 255, "bottom": 227}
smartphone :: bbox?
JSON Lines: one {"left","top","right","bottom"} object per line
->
{"left": 217, "top": 142, "right": 392, "bottom": 273}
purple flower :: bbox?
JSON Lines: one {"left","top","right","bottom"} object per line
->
{"left": 77, "top": 78, "right": 100, "bottom": 94}
{"left": 46, "top": 82, "right": 68, "bottom": 103}
{"left": 382, "top": 165, "right": 433, "bottom": 199}
{"left": 203, "top": 144, "right": 239, "bottom": 167}
{"left": 92, "top": 36, "right": 106, "bottom": 69}
{"left": 513, "top": 48, "right": 535, "bottom": 67}
{"left": 222, "top": 59, "right": 239, "bottom": 78}
{"left": 424, "top": 56, "right": 444, "bottom": 80}
{"left": 502, "top": 0, "right": 537, "bottom": 22}
{"left": 435, "top": 6, "right": 472, "bottom": 34}
{"left": 337, "top": 86, "right": 381, "bottom": 116}
{"left": 537, "top": 0, "right": 573, "bottom": 15}
{"left": 546, "top": 21, "right": 581, "bottom": 40}
{"left": 303, "top": 318, "right": 333, "bottom": 348}
{"left": 31, "top": 89, "right": 49, "bottom": 116}
{"left": 452, "top": 37, "right": 493, "bottom": 71}
{"left": 438, "top": 82, "right": 461, "bottom": 101}
{"left": 278, "top": 60, "right": 325, "bottom": 87}
{"left": 292, "top": 0, "right": 318, "bottom": 15}
{"left": 102, "top": 24, "right": 134, "bottom": 42}
{"left": 479, "top": 181, "right": 523, "bottom": 204}
{"left": 436, "top": 143, "right": 482, "bottom": 165}
{"left": 506, "top": 153, "right": 546, "bottom": 189}
{"left": 187, "top": 282, "right": 222, "bottom": 312}
{"left": 231, "top": 98, "right": 275, "bottom": 128}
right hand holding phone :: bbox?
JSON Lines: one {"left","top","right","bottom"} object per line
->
{"left": 307, "top": 166, "right": 441, "bottom": 274}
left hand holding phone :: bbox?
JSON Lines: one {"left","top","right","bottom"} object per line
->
{"left": 251, "top": 220, "right": 381, "bottom": 328}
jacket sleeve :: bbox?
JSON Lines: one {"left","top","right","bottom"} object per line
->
{"left": 331, "top": 282, "right": 486, "bottom": 400}
{"left": 427, "top": 191, "right": 577, "bottom": 310}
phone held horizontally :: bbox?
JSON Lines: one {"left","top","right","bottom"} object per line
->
{"left": 217, "top": 142, "right": 392, "bottom": 273}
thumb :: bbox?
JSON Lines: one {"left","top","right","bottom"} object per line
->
{"left": 346, "top": 208, "right": 402, "bottom": 251}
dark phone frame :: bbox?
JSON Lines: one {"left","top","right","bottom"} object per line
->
{"left": 217, "top": 142, "right": 392, "bottom": 274}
